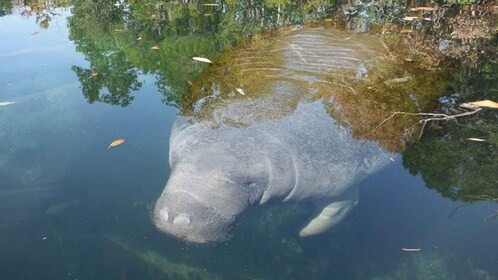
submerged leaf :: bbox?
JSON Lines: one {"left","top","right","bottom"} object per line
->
{"left": 108, "top": 139, "right": 125, "bottom": 149}
{"left": 192, "top": 57, "right": 212, "bottom": 63}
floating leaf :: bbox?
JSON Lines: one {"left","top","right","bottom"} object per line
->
{"left": 410, "top": 6, "right": 434, "bottom": 12}
{"left": 402, "top": 248, "right": 421, "bottom": 252}
{"left": 466, "top": 138, "right": 486, "bottom": 142}
{"left": 236, "top": 88, "right": 245, "bottom": 95}
{"left": 403, "top": 16, "right": 419, "bottom": 21}
{"left": 91, "top": 71, "right": 99, "bottom": 77}
{"left": 0, "top": 101, "right": 15, "bottom": 106}
{"left": 468, "top": 100, "right": 498, "bottom": 109}
{"left": 151, "top": 45, "right": 160, "bottom": 50}
{"left": 108, "top": 139, "right": 125, "bottom": 149}
{"left": 192, "top": 57, "right": 212, "bottom": 63}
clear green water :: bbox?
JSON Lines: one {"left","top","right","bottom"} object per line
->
{"left": 0, "top": 2, "right": 497, "bottom": 280}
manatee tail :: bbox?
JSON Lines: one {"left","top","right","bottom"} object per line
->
{"left": 299, "top": 188, "right": 359, "bottom": 237}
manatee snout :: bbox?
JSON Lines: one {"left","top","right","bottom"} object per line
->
{"left": 153, "top": 191, "right": 236, "bottom": 243}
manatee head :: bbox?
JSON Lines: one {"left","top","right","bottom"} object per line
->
{"left": 153, "top": 165, "right": 252, "bottom": 243}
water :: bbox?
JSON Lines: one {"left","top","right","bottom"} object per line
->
{"left": 1, "top": 2, "right": 497, "bottom": 280}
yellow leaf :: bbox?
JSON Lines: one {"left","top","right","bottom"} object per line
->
{"left": 468, "top": 100, "right": 498, "bottom": 109}
{"left": 192, "top": 57, "right": 212, "bottom": 63}
{"left": 108, "top": 139, "right": 125, "bottom": 149}
{"left": 91, "top": 71, "right": 99, "bottom": 77}
{"left": 151, "top": 45, "right": 160, "bottom": 50}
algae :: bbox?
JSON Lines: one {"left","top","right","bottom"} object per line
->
{"left": 105, "top": 235, "right": 260, "bottom": 280}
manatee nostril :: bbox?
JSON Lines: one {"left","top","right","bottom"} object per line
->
{"left": 159, "top": 208, "right": 169, "bottom": 222}
{"left": 173, "top": 213, "right": 191, "bottom": 225}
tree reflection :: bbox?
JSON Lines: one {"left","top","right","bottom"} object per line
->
{"left": 402, "top": 62, "right": 498, "bottom": 202}
{"left": 0, "top": 0, "right": 12, "bottom": 17}
{"left": 15, "top": 0, "right": 70, "bottom": 28}
{"left": 66, "top": 0, "right": 334, "bottom": 107}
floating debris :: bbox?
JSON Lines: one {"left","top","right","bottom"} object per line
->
{"left": 467, "top": 100, "right": 498, "bottom": 109}
{"left": 236, "top": 88, "right": 245, "bottom": 95}
{"left": 466, "top": 138, "right": 486, "bottom": 142}
{"left": 108, "top": 139, "right": 125, "bottom": 149}
{"left": 402, "top": 248, "right": 421, "bottom": 252}
{"left": 192, "top": 57, "right": 212, "bottom": 63}
{"left": 0, "top": 101, "right": 16, "bottom": 106}
{"left": 410, "top": 7, "right": 435, "bottom": 12}
{"left": 403, "top": 16, "right": 419, "bottom": 21}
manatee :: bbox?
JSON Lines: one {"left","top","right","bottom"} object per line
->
{"left": 153, "top": 27, "right": 392, "bottom": 243}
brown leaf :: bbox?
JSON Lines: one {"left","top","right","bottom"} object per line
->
{"left": 91, "top": 71, "right": 99, "bottom": 77}
{"left": 108, "top": 139, "right": 125, "bottom": 149}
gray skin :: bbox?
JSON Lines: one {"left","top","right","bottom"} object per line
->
{"left": 153, "top": 27, "right": 391, "bottom": 243}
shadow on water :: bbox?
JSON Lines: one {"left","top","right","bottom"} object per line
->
{"left": 0, "top": 0, "right": 497, "bottom": 280}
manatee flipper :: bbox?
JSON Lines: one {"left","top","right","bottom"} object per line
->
{"left": 299, "top": 188, "right": 359, "bottom": 237}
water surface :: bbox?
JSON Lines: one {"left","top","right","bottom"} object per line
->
{"left": 0, "top": 2, "right": 497, "bottom": 280}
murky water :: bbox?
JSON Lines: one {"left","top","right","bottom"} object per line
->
{"left": 1, "top": 2, "right": 497, "bottom": 280}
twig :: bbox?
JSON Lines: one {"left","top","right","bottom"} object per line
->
{"left": 373, "top": 107, "right": 482, "bottom": 138}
